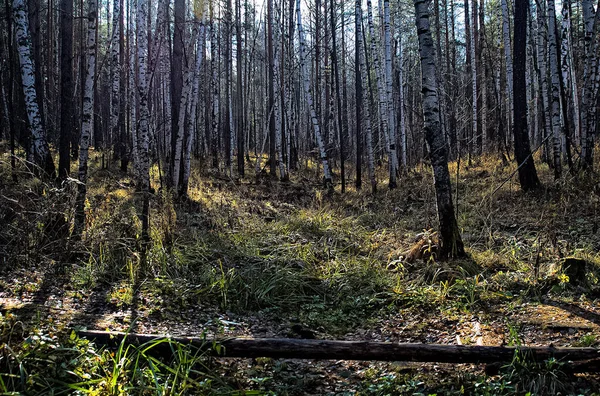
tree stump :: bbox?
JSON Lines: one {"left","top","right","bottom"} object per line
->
{"left": 563, "top": 257, "right": 587, "bottom": 285}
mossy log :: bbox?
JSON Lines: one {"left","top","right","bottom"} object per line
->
{"left": 78, "top": 330, "right": 600, "bottom": 371}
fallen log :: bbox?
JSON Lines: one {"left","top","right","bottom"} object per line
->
{"left": 78, "top": 330, "right": 600, "bottom": 369}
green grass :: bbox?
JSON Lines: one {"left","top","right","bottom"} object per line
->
{"left": 2, "top": 152, "right": 600, "bottom": 393}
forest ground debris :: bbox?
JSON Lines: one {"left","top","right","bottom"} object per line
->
{"left": 1, "top": 152, "right": 600, "bottom": 394}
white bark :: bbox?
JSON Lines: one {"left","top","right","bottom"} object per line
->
{"left": 383, "top": 0, "right": 397, "bottom": 187}
{"left": 547, "top": 0, "right": 562, "bottom": 176}
{"left": 137, "top": 0, "right": 150, "bottom": 191}
{"left": 272, "top": 38, "right": 287, "bottom": 180}
{"left": 358, "top": 3, "right": 376, "bottom": 191}
{"left": 580, "top": 0, "right": 600, "bottom": 166}
{"left": 183, "top": 23, "right": 206, "bottom": 193}
{"left": 129, "top": 0, "right": 139, "bottom": 179}
{"left": 211, "top": 19, "right": 220, "bottom": 169}
{"left": 173, "top": 26, "right": 199, "bottom": 192}
{"left": 296, "top": 0, "right": 333, "bottom": 188}
{"left": 560, "top": 0, "right": 579, "bottom": 142}
{"left": 109, "top": 0, "right": 121, "bottom": 149}
{"left": 536, "top": 0, "right": 552, "bottom": 157}
{"left": 12, "top": 0, "right": 52, "bottom": 172}
{"left": 468, "top": 0, "right": 477, "bottom": 155}
{"left": 73, "top": 0, "right": 97, "bottom": 236}
{"left": 398, "top": 35, "right": 407, "bottom": 167}
{"left": 501, "top": 0, "right": 513, "bottom": 134}
{"left": 366, "top": 0, "right": 392, "bottom": 185}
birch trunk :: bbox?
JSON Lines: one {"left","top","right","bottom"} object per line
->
{"left": 297, "top": 0, "right": 333, "bottom": 191}
{"left": 414, "top": 0, "right": 465, "bottom": 259}
{"left": 580, "top": 0, "right": 600, "bottom": 168}
{"left": 110, "top": 0, "right": 122, "bottom": 159}
{"left": 137, "top": 0, "right": 151, "bottom": 244}
{"left": 547, "top": 0, "right": 563, "bottom": 177}
{"left": 12, "top": 0, "right": 55, "bottom": 177}
{"left": 398, "top": 36, "right": 407, "bottom": 167}
{"left": 173, "top": 27, "right": 199, "bottom": 193}
{"left": 58, "top": 0, "right": 74, "bottom": 179}
{"left": 468, "top": 0, "right": 477, "bottom": 158}
{"left": 560, "top": 0, "right": 579, "bottom": 143}
{"left": 536, "top": 0, "right": 551, "bottom": 154}
{"left": 354, "top": 0, "right": 362, "bottom": 190}
{"left": 360, "top": 9, "right": 376, "bottom": 192}
{"left": 501, "top": 0, "right": 513, "bottom": 142}
{"left": 73, "top": 0, "right": 97, "bottom": 237}
{"left": 366, "top": 0, "right": 392, "bottom": 187}
{"left": 182, "top": 22, "right": 206, "bottom": 195}
{"left": 383, "top": 0, "right": 397, "bottom": 188}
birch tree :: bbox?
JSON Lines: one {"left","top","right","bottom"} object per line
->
{"left": 383, "top": 0, "right": 397, "bottom": 188}
{"left": 12, "top": 0, "right": 55, "bottom": 177}
{"left": 546, "top": 0, "right": 562, "bottom": 177}
{"left": 297, "top": 0, "right": 333, "bottom": 192}
{"left": 73, "top": 0, "right": 97, "bottom": 237}
{"left": 366, "top": 0, "right": 393, "bottom": 188}
{"left": 137, "top": 0, "right": 151, "bottom": 243}
{"left": 414, "top": 0, "right": 465, "bottom": 259}
{"left": 58, "top": 0, "right": 74, "bottom": 179}
{"left": 109, "top": 0, "right": 122, "bottom": 162}
{"left": 501, "top": 0, "right": 513, "bottom": 140}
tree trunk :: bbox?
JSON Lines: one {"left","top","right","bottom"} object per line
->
{"left": 297, "top": 0, "right": 333, "bottom": 192}
{"left": 331, "top": 0, "right": 345, "bottom": 192}
{"left": 513, "top": 0, "right": 540, "bottom": 190}
{"left": 58, "top": 0, "right": 74, "bottom": 180}
{"left": 267, "top": 0, "right": 277, "bottom": 176}
{"left": 354, "top": 0, "right": 362, "bottom": 190}
{"left": 501, "top": 0, "right": 514, "bottom": 147}
{"left": 79, "top": 331, "right": 600, "bottom": 369}
{"left": 546, "top": 0, "right": 563, "bottom": 177}
{"left": 360, "top": 15, "right": 376, "bottom": 192}
{"left": 73, "top": 0, "right": 97, "bottom": 238}
{"left": 12, "top": 0, "right": 55, "bottom": 177}
{"left": 383, "top": 0, "right": 397, "bottom": 188}
{"left": 169, "top": 0, "right": 185, "bottom": 187}
{"left": 414, "top": 0, "right": 465, "bottom": 259}
{"left": 137, "top": 0, "right": 151, "bottom": 245}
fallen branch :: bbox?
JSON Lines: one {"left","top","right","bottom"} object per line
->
{"left": 78, "top": 330, "right": 600, "bottom": 369}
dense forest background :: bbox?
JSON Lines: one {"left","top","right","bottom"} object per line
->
{"left": 2, "top": 0, "right": 600, "bottom": 393}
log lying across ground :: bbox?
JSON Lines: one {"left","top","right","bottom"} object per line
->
{"left": 78, "top": 330, "right": 600, "bottom": 371}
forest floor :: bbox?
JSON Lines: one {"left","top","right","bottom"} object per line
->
{"left": 2, "top": 149, "right": 600, "bottom": 394}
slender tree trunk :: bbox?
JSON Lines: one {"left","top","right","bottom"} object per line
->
{"left": 297, "top": 0, "right": 333, "bottom": 191}
{"left": 580, "top": 0, "right": 600, "bottom": 169}
{"left": 501, "top": 0, "right": 514, "bottom": 147}
{"left": 13, "top": 0, "right": 55, "bottom": 177}
{"left": 169, "top": 0, "right": 185, "bottom": 187}
{"left": 414, "top": 0, "right": 465, "bottom": 259}
{"left": 73, "top": 0, "right": 97, "bottom": 237}
{"left": 360, "top": 17, "right": 376, "bottom": 192}
{"left": 366, "top": 0, "right": 392, "bottom": 187}
{"left": 236, "top": 0, "right": 245, "bottom": 177}
{"left": 547, "top": 0, "right": 563, "bottom": 177}
{"left": 383, "top": 0, "right": 397, "bottom": 188}
{"left": 58, "top": 0, "right": 74, "bottom": 180}
{"left": 267, "top": 0, "right": 277, "bottom": 176}
{"left": 331, "top": 0, "right": 345, "bottom": 192}
{"left": 137, "top": 0, "right": 151, "bottom": 246}
{"left": 109, "top": 0, "right": 122, "bottom": 165}
{"left": 398, "top": 36, "right": 407, "bottom": 167}
{"left": 355, "top": 0, "right": 362, "bottom": 190}
{"left": 513, "top": 0, "right": 540, "bottom": 190}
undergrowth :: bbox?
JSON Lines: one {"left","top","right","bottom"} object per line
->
{"left": 1, "top": 151, "right": 600, "bottom": 393}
